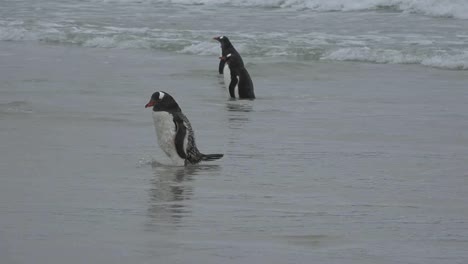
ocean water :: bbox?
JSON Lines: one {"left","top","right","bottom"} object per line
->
{"left": 1, "top": 1, "right": 468, "bottom": 263}
{"left": 1, "top": 0, "right": 468, "bottom": 69}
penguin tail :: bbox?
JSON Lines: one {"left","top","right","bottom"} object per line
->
{"left": 201, "top": 153, "right": 224, "bottom": 161}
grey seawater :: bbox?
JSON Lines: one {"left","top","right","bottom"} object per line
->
{"left": 2, "top": 0, "right": 468, "bottom": 69}
{"left": 1, "top": 42, "right": 468, "bottom": 264}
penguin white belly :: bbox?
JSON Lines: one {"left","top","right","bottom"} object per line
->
{"left": 223, "top": 64, "right": 239, "bottom": 98}
{"left": 152, "top": 111, "right": 185, "bottom": 166}
{"left": 234, "top": 76, "right": 239, "bottom": 97}
{"left": 223, "top": 64, "right": 231, "bottom": 92}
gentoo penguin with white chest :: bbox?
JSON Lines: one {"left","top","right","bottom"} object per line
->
{"left": 213, "top": 35, "right": 244, "bottom": 75}
{"left": 221, "top": 53, "right": 255, "bottom": 99}
{"left": 145, "top": 91, "right": 224, "bottom": 166}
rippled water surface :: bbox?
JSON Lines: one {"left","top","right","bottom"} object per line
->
{"left": 1, "top": 42, "right": 468, "bottom": 264}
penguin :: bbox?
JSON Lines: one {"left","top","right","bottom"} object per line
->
{"left": 145, "top": 91, "right": 224, "bottom": 166}
{"left": 213, "top": 35, "right": 244, "bottom": 74}
{"left": 221, "top": 53, "right": 255, "bottom": 99}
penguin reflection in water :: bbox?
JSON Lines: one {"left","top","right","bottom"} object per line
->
{"left": 221, "top": 53, "right": 255, "bottom": 99}
{"left": 145, "top": 91, "right": 224, "bottom": 166}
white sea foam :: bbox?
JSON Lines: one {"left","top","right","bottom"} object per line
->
{"left": 178, "top": 41, "right": 220, "bottom": 56}
{"left": 322, "top": 47, "right": 468, "bottom": 70}
{"left": 1, "top": 9, "right": 467, "bottom": 71}
{"left": 80, "top": 0, "right": 468, "bottom": 19}
{"left": 83, "top": 36, "right": 119, "bottom": 48}
{"left": 117, "top": 0, "right": 468, "bottom": 19}
{"left": 322, "top": 47, "right": 421, "bottom": 64}
{"left": 421, "top": 52, "right": 468, "bottom": 70}
{"left": 0, "top": 27, "right": 37, "bottom": 41}
{"left": 2, "top": 22, "right": 466, "bottom": 70}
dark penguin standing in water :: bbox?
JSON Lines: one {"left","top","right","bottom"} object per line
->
{"left": 213, "top": 35, "right": 244, "bottom": 74}
{"left": 145, "top": 91, "right": 224, "bottom": 166}
{"left": 221, "top": 53, "right": 255, "bottom": 99}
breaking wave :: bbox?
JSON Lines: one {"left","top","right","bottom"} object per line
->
{"left": 322, "top": 48, "right": 468, "bottom": 70}
{"left": 90, "top": 0, "right": 468, "bottom": 19}
{"left": 1, "top": 19, "right": 467, "bottom": 70}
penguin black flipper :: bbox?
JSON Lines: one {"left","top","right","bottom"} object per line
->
{"left": 176, "top": 113, "right": 224, "bottom": 164}
{"left": 228, "top": 70, "right": 238, "bottom": 98}
{"left": 173, "top": 115, "right": 187, "bottom": 160}
{"left": 218, "top": 59, "right": 225, "bottom": 74}
{"left": 213, "top": 35, "right": 244, "bottom": 73}
{"left": 175, "top": 112, "right": 204, "bottom": 165}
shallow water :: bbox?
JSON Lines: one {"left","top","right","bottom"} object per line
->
{"left": 1, "top": 41, "right": 468, "bottom": 263}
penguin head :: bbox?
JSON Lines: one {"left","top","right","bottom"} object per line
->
{"left": 213, "top": 35, "right": 232, "bottom": 48}
{"left": 145, "top": 91, "right": 181, "bottom": 112}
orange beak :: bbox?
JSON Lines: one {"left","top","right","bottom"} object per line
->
{"left": 145, "top": 99, "right": 156, "bottom": 108}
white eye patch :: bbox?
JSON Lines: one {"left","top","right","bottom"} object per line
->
{"left": 158, "top": 92, "right": 165, "bottom": 100}
{"left": 226, "top": 53, "right": 232, "bottom": 58}
{"left": 220, "top": 36, "right": 224, "bottom": 39}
